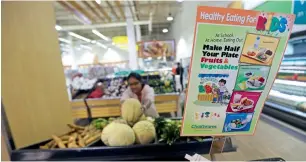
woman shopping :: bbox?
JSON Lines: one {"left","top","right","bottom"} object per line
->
{"left": 120, "top": 72, "right": 159, "bottom": 118}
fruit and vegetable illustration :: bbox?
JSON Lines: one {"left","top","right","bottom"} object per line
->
{"left": 223, "top": 113, "right": 253, "bottom": 132}
{"left": 226, "top": 91, "right": 261, "bottom": 113}
{"left": 197, "top": 77, "right": 231, "bottom": 105}
{"left": 240, "top": 33, "right": 280, "bottom": 66}
{"left": 234, "top": 65, "right": 270, "bottom": 91}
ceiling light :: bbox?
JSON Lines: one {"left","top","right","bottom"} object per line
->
{"left": 55, "top": 25, "right": 62, "bottom": 31}
{"left": 92, "top": 29, "right": 110, "bottom": 41}
{"left": 68, "top": 32, "right": 91, "bottom": 42}
{"left": 96, "top": 42, "right": 107, "bottom": 49}
{"left": 177, "top": 0, "right": 184, "bottom": 2}
{"left": 95, "top": 0, "right": 101, "bottom": 4}
{"left": 162, "top": 28, "right": 169, "bottom": 33}
{"left": 80, "top": 45, "right": 92, "bottom": 50}
{"left": 58, "top": 38, "right": 71, "bottom": 44}
{"left": 91, "top": 40, "right": 97, "bottom": 44}
{"left": 167, "top": 16, "right": 173, "bottom": 21}
{"left": 167, "top": 14, "right": 173, "bottom": 21}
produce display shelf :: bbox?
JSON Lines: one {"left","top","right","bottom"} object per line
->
{"left": 263, "top": 101, "right": 306, "bottom": 130}
{"left": 265, "top": 101, "right": 306, "bottom": 119}
{"left": 274, "top": 79, "right": 306, "bottom": 87}
{"left": 71, "top": 93, "right": 180, "bottom": 119}
{"left": 72, "top": 92, "right": 180, "bottom": 102}
{"left": 11, "top": 137, "right": 213, "bottom": 161}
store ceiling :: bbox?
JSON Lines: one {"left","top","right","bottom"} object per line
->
{"left": 54, "top": 1, "right": 182, "bottom": 41}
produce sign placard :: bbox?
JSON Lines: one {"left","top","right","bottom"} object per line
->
{"left": 138, "top": 40, "right": 175, "bottom": 59}
{"left": 181, "top": 6, "right": 295, "bottom": 136}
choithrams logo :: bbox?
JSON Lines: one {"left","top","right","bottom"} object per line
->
{"left": 191, "top": 125, "right": 217, "bottom": 129}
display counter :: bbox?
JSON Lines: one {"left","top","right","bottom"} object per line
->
{"left": 9, "top": 117, "right": 216, "bottom": 161}
{"left": 263, "top": 50, "right": 306, "bottom": 130}
{"left": 11, "top": 138, "right": 213, "bottom": 161}
{"left": 71, "top": 93, "right": 179, "bottom": 119}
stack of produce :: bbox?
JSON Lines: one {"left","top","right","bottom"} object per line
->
{"left": 102, "top": 78, "right": 127, "bottom": 99}
{"left": 40, "top": 99, "right": 206, "bottom": 149}
{"left": 96, "top": 99, "right": 206, "bottom": 146}
{"left": 100, "top": 98, "right": 156, "bottom": 146}
{"left": 149, "top": 78, "right": 175, "bottom": 94}
{"left": 71, "top": 77, "right": 97, "bottom": 90}
{"left": 39, "top": 124, "right": 102, "bottom": 149}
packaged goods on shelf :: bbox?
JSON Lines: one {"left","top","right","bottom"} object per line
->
{"left": 71, "top": 77, "right": 97, "bottom": 90}
{"left": 267, "top": 51, "right": 306, "bottom": 114}
{"left": 297, "top": 102, "right": 306, "bottom": 112}
{"left": 272, "top": 79, "right": 306, "bottom": 96}
{"left": 268, "top": 90, "right": 306, "bottom": 108}
{"left": 70, "top": 69, "right": 177, "bottom": 100}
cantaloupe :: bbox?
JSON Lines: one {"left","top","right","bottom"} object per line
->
{"left": 111, "top": 117, "right": 128, "bottom": 125}
{"left": 133, "top": 120, "right": 156, "bottom": 144}
{"left": 121, "top": 98, "right": 143, "bottom": 126}
{"left": 101, "top": 122, "right": 135, "bottom": 146}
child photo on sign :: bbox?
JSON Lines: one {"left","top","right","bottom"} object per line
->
{"left": 217, "top": 79, "right": 228, "bottom": 105}
{"left": 195, "top": 74, "right": 232, "bottom": 106}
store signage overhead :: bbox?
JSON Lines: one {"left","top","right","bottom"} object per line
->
{"left": 181, "top": 6, "right": 295, "bottom": 136}
{"left": 293, "top": 0, "right": 306, "bottom": 24}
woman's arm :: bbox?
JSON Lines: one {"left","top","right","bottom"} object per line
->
{"left": 142, "top": 86, "right": 159, "bottom": 117}
{"left": 120, "top": 88, "right": 130, "bottom": 104}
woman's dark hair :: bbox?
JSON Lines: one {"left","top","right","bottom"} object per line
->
{"left": 127, "top": 72, "right": 142, "bottom": 82}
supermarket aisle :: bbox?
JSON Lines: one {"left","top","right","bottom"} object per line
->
{"left": 215, "top": 114, "right": 306, "bottom": 161}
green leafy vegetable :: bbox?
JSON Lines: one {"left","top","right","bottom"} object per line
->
{"left": 92, "top": 118, "right": 109, "bottom": 130}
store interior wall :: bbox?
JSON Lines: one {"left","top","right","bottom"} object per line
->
{"left": 169, "top": 1, "right": 232, "bottom": 62}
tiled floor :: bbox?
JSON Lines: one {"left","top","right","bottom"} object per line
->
{"left": 214, "top": 114, "right": 306, "bottom": 161}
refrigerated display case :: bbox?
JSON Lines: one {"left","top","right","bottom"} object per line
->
{"left": 263, "top": 33, "right": 306, "bottom": 130}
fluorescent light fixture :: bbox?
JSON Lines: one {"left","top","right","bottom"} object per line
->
{"left": 68, "top": 32, "right": 91, "bottom": 42}
{"left": 167, "top": 16, "right": 173, "bottom": 21}
{"left": 55, "top": 25, "right": 62, "bottom": 30}
{"left": 58, "top": 38, "right": 71, "bottom": 44}
{"left": 167, "top": 14, "right": 173, "bottom": 21}
{"left": 91, "top": 40, "right": 97, "bottom": 44}
{"left": 95, "top": 0, "right": 101, "bottom": 4}
{"left": 162, "top": 28, "right": 168, "bottom": 33}
{"left": 80, "top": 44, "right": 92, "bottom": 50}
{"left": 177, "top": 0, "right": 184, "bottom": 2}
{"left": 92, "top": 29, "right": 110, "bottom": 41}
{"left": 96, "top": 42, "right": 107, "bottom": 49}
